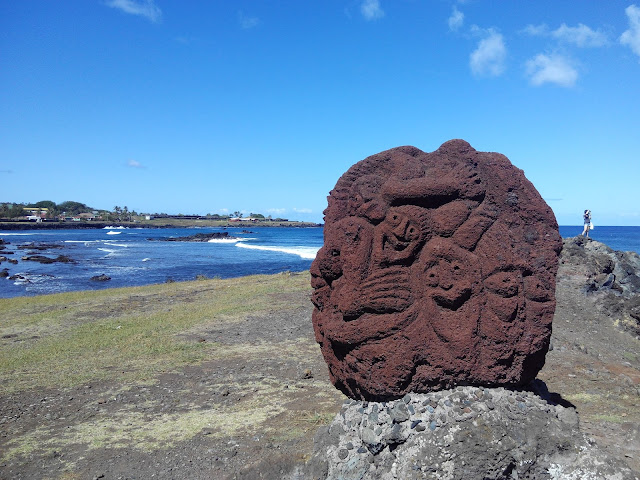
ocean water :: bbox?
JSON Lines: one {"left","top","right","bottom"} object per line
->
{"left": 1, "top": 225, "right": 638, "bottom": 298}
{"left": 558, "top": 225, "right": 640, "bottom": 255}
{"left": 0, "top": 226, "right": 323, "bottom": 298}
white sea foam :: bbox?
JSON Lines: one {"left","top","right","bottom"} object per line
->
{"left": 10, "top": 273, "right": 55, "bottom": 285}
{"left": 106, "top": 231, "right": 122, "bottom": 235}
{"left": 104, "top": 242, "right": 128, "bottom": 248}
{"left": 142, "top": 258, "right": 151, "bottom": 262}
{"left": 65, "top": 240, "right": 100, "bottom": 247}
{"left": 235, "top": 243, "right": 319, "bottom": 259}
{"left": 0, "top": 233, "right": 33, "bottom": 236}
{"left": 98, "top": 248, "right": 117, "bottom": 256}
{"left": 207, "top": 237, "right": 250, "bottom": 244}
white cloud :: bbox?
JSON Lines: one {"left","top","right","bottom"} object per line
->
{"left": 523, "top": 22, "right": 608, "bottom": 47}
{"left": 525, "top": 54, "right": 578, "bottom": 87}
{"left": 105, "top": 0, "right": 162, "bottom": 23}
{"left": 293, "top": 208, "right": 312, "bottom": 214}
{"left": 238, "top": 11, "right": 260, "bottom": 29}
{"left": 470, "top": 30, "right": 507, "bottom": 77}
{"left": 361, "top": 0, "right": 384, "bottom": 21}
{"left": 552, "top": 23, "right": 609, "bottom": 47}
{"left": 127, "top": 159, "right": 145, "bottom": 168}
{"left": 448, "top": 6, "right": 464, "bottom": 32}
{"left": 620, "top": 4, "right": 640, "bottom": 59}
{"left": 522, "top": 24, "right": 550, "bottom": 37}
{"left": 267, "top": 208, "right": 287, "bottom": 215}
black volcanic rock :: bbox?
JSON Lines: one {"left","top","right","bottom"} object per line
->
{"left": 90, "top": 274, "right": 111, "bottom": 282}
{"left": 17, "top": 243, "right": 64, "bottom": 251}
{"left": 21, "top": 255, "right": 75, "bottom": 264}
{"left": 155, "top": 232, "right": 238, "bottom": 242}
{"left": 561, "top": 236, "right": 640, "bottom": 335}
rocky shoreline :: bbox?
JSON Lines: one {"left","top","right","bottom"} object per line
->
{"left": 561, "top": 236, "right": 640, "bottom": 336}
{"left": 151, "top": 232, "right": 238, "bottom": 242}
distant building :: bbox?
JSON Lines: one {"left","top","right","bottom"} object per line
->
{"left": 230, "top": 217, "right": 261, "bottom": 222}
{"left": 23, "top": 207, "right": 48, "bottom": 219}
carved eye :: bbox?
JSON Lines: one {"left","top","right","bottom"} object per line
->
{"left": 425, "top": 270, "right": 439, "bottom": 286}
{"left": 405, "top": 224, "right": 420, "bottom": 241}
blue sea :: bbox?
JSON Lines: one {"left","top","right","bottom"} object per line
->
{"left": 558, "top": 225, "right": 640, "bottom": 255}
{"left": 0, "top": 226, "right": 323, "bottom": 298}
{"left": 0, "top": 225, "right": 638, "bottom": 299}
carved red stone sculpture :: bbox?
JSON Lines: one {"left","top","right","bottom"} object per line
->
{"left": 311, "top": 140, "right": 562, "bottom": 401}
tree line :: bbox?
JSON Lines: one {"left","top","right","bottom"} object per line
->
{"left": 0, "top": 201, "right": 282, "bottom": 222}
{"left": 0, "top": 200, "right": 94, "bottom": 219}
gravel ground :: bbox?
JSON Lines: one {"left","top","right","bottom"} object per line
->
{"left": 1, "top": 245, "right": 639, "bottom": 479}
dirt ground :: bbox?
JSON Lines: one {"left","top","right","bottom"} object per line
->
{"left": 537, "top": 258, "right": 640, "bottom": 474}
{"left": 1, "top": 261, "right": 639, "bottom": 479}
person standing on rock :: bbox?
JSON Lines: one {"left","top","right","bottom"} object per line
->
{"left": 582, "top": 209, "right": 592, "bottom": 237}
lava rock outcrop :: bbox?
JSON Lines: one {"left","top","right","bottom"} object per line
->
{"left": 311, "top": 140, "right": 562, "bottom": 400}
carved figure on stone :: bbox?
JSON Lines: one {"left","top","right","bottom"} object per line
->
{"left": 311, "top": 140, "right": 562, "bottom": 400}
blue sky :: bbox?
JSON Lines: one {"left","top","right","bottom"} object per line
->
{"left": 1, "top": 1, "right": 639, "bottom": 225}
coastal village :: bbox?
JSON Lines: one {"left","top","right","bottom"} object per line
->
{"left": 0, "top": 201, "right": 319, "bottom": 227}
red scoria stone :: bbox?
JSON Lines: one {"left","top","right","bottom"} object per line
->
{"left": 311, "top": 140, "right": 562, "bottom": 401}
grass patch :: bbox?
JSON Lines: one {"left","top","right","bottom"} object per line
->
{"left": 1, "top": 393, "right": 287, "bottom": 462}
{"left": 564, "top": 392, "right": 600, "bottom": 403}
{"left": 0, "top": 272, "right": 311, "bottom": 393}
{"left": 0, "top": 374, "right": 338, "bottom": 463}
{"left": 591, "top": 414, "right": 626, "bottom": 424}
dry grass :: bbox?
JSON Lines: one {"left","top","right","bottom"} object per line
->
{"left": 0, "top": 272, "right": 311, "bottom": 393}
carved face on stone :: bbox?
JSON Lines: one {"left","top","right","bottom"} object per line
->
{"left": 311, "top": 140, "right": 561, "bottom": 401}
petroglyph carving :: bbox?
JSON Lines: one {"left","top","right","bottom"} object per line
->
{"left": 311, "top": 140, "right": 562, "bottom": 400}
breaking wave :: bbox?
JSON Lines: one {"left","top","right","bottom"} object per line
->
{"left": 207, "top": 237, "right": 251, "bottom": 244}
{"left": 235, "top": 243, "right": 320, "bottom": 260}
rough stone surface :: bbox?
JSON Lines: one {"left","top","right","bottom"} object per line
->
{"left": 311, "top": 140, "right": 562, "bottom": 400}
{"left": 561, "top": 236, "right": 640, "bottom": 335}
{"left": 304, "top": 385, "right": 638, "bottom": 480}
